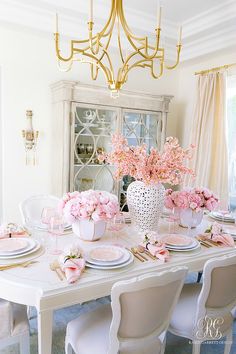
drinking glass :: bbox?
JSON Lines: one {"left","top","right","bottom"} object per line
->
{"left": 168, "top": 207, "right": 180, "bottom": 234}
{"left": 48, "top": 214, "right": 64, "bottom": 255}
{"left": 108, "top": 212, "right": 125, "bottom": 244}
{"left": 41, "top": 207, "right": 57, "bottom": 247}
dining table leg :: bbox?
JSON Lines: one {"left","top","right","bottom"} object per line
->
{"left": 37, "top": 309, "right": 53, "bottom": 354}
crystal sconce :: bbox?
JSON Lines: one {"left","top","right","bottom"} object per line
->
{"left": 22, "top": 110, "right": 39, "bottom": 165}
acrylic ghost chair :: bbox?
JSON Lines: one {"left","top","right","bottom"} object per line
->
{"left": 65, "top": 266, "right": 188, "bottom": 354}
{"left": 168, "top": 253, "right": 236, "bottom": 354}
{"left": 0, "top": 299, "right": 30, "bottom": 354}
{"left": 19, "top": 194, "right": 61, "bottom": 230}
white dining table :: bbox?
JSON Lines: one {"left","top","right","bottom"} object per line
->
{"left": 0, "top": 216, "right": 235, "bottom": 354}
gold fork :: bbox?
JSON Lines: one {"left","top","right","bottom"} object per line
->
{"left": 0, "top": 260, "right": 38, "bottom": 271}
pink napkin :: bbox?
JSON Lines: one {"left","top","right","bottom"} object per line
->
{"left": 139, "top": 242, "right": 170, "bottom": 262}
{"left": 60, "top": 258, "right": 85, "bottom": 284}
{"left": 206, "top": 233, "right": 235, "bottom": 247}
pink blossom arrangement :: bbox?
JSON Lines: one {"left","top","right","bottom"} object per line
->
{"left": 165, "top": 187, "right": 219, "bottom": 212}
{"left": 60, "top": 190, "right": 119, "bottom": 224}
{"left": 98, "top": 134, "right": 194, "bottom": 185}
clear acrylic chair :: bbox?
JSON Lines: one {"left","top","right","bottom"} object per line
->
{"left": 19, "top": 194, "right": 60, "bottom": 230}
{"left": 168, "top": 253, "right": 236, "bottom": 354}
{"left": 65, "top": 266, "right": 187, "bottom": 354}
{"left": 0, "top": 299, "right": 30, "bottom": 354}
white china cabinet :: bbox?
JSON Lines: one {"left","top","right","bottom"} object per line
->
{"left": 51, "top": 81, "right": 173, "bottom": 208}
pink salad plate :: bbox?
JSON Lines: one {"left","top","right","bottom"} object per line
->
{"left": 161, "top": 234, "right": 192, "bottom": 247}
{"left": 0, "top": 238, "right": 28, "bottom": 253}
{"left": 89, "top": 246, "right": 124, "bottom": 262}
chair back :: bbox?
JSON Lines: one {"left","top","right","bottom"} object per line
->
{"left": 108, "top": 266, "right": 187, "bottom": 354}
{"left": 19, "top": 194, "right": 60, "bottom": 228}
{"left": 195, "top": 254, "right": 236, "bottom": 336}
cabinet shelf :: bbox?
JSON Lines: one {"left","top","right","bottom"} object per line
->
{"left": 74, "top": 133, "right": 111, "bottom": 138}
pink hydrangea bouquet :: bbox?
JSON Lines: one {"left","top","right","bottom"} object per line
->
{"left": 99, "top": 134, "right": 194, "bottom": 185}
{"left": 60, "top": 190, "right": 119, "bottom": 224}
{"left": 165, "top": 187, "right": 219, "bottom": 212}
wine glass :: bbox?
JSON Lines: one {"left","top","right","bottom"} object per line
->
{"left": 48, "top": 214, "right": 64, "bottom": 255}
{"left": 168, "top": 207, "right": 180, "bottom": 234}
{"left": 108, "top": 212, "right": 125, "bottom": 244}
{"left": 41, "top": 207, "right": 57, "bottom": 247}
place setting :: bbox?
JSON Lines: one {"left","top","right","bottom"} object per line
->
{"left": 85, "top": 245, "right": 134, "bottom": 270}
{"left": 0, "top": 237, "right": 43, "bottom": 269}
{"left": 208, "top": 210, "right": 236, "bottom": 223}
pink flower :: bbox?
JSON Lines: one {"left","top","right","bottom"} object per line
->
{"left": 61, "top": 190, "right": 119, "bottom": 223}
{"left": 98, "top": 133, "right": 195, "bottom": 185}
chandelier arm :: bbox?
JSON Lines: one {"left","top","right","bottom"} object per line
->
{"left": 54, "top": 33, "right": 74, "bottom": 62}
{"left": 81, "top": 52, "right": 114, "bottom": 83}
{"left": 57, "top": 59, "right": 73, "bottom": 72}
{"left": 165, "top": 45, "right": 182, "bottom": 70}
{"left": 88, "top": 22, "right": 100, "bottom": 55}
{"left": 118, "top": 0, "right": 148, "bottom": 42}
{"left": 90, "top": 62, "right": 99, "bottom": 80}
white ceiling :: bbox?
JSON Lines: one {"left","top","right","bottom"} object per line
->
{"left": 126, "top": 0, "right": 224, "bottom": 22}
{"left": 0, "top": 0, "right": 235, "bottom": 61}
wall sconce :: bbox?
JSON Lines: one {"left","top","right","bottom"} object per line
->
{"left": 22, "top": 110, "right": 39, "bottom": 165}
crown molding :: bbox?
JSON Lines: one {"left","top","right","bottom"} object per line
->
{"left": 0, "top": 0, "right": 235, "bottom": 62}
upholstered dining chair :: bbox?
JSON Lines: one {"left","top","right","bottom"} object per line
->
{"left": 168, "top": 253, "right": 236, "bottom": 354}
{"left": 0, "top": 299, "right": 30, "bottom": 354}
{"left": 65, "top": 266, "right": 188, "bottom": 354}
{"left": 19, "top": 194, "right": 60, "bottom": 230}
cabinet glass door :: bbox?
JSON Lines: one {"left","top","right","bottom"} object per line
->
{"left": 120, "top": 110, "right": 162, "bottom": 210}
{"left": 71, "top": 104, "right": 118, "bottom": 193}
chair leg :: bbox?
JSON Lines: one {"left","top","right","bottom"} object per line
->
{"left": 20, "top": 333, "right": 30, "bottom": 354}
{"left": 196, "top": 272, "right": 202, "bottom": 283}
{"left": 224, "top": 329, "right": 233, "bottom": 354}
{"left": 65, "top": 339, "right": 73, "bottom": 354}
{"left": 192, "top": 341, "right": 201, "bottom": 354}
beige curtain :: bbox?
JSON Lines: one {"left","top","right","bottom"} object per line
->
{"left": 185, "top": 72, "right": 228, "bottom": 204}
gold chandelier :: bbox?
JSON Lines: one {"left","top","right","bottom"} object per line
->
{"left": 54, "top": 0, "right": 182, "bottom": 96}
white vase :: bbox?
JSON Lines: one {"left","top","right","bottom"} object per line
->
{"left": 127, "top": 181, "right": 165, "bottom": 232}
{"left": 179, "top": 208, "right": 204, "bottom": 228}
{"left": 72, "top": 219, "right": 106, "bottom": 241}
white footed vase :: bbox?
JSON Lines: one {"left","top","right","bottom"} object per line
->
{"left": 179, "top": 208, "right": 204, "bottom": 228}
{"left": 72, "top": 219, "right": 106, "bottom": 241}
{"left": 127, "top": 181, "right": 165, "bottom": 232}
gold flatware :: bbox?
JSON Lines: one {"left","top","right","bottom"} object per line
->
{"left": 52, "top": 260, "right": 66, "bottom": 279}
{"left": 127, "top": 248, "right": 145, "bottom": 262}
{"left": 50, "top": 262, "right": 64, "bottom": 280}
{"left": 199, "top": 240, "right": 211, "bottom": 248}
{"left": 137, "top": 246, "right": 156, "bottom": 260}
{"left": 131, "top": 247, "right": 148, "bottom": 261}
{"left": 0, "top": 260, "right": 38, "bottom": 271}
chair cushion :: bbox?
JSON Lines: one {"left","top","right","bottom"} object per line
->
{"left": 66, "top": 304, "right": 111, "bottom": 354}
{"left": 12, "top": 304, "right": 29, "bottom": 336}
{"left": 169, "top": 283, "right": 233, "bottom": 340}
{"left": 169, "top": 283, "right": 201, "bottom": 339}
{"left": 66, "top": 303, "right": 164, "bottom": 354}
{"left": 0, "top": 300, "right": 29, "bottom": 339}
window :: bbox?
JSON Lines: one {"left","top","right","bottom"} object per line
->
{"left": 227, "top": 75, "right": 236, "bottom": 210}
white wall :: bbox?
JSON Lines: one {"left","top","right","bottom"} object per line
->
{"left": 176, "top": 49, "right": 236, "bottom": 146}
{"left": 0, "top": 25, "right": 180, "bottom": 222}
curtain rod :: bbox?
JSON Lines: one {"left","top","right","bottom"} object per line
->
{"left": 194, "top": 62, "right": 236, "bottom": 76}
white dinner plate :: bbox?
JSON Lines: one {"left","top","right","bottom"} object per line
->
{"left": 86, "top": 247, "right": 130, "bottom": 266}
{"left": 85, "top": 253, "right": 134, "bottom": 270}
{"left": 0, "top": 238, "right": 37, "bottom": 257}
{"left": 0, "top": 240, "right": 40, "bottom": 259}
{"left": 209, "top": 212, "right": 235, "bottom": 223}
{"left": 165, "top": 240, "right": 200, "bottom": 252}
{"left": 223, "top": 225, "right": 236, "bottom": 238}
{"left": 160, "top": 234, "right": 192, "bottom": 247}
{"left": 34, "top": 222, "right": 72, "bottom": 231}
